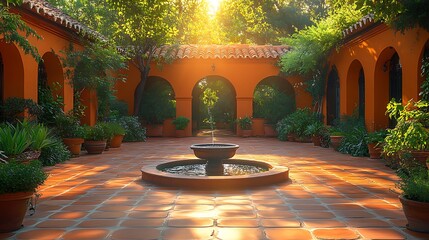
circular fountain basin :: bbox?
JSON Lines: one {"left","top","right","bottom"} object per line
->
{"left": 190, "top": 143, "right": 239, "bottom": 160}
{"left": 141, "top": 159, "right": 289, "bottom": 189}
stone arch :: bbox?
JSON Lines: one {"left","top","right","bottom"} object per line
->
{"left": 39, "top": 52, "right": 64, "bottom": 91}
{"left": 326, "top": 66, "right": 340, "bottom": 125}
{"left": 191, "top": 75, "right": 237, "bottom": 134}
{"left": 346, "top": 59, "right": 365, "bottom": 118}
{"left": 0, "top": 42, "right": 24, "bottom": 100}
{"left": 374, "top": 46, "right": 401, "bottom": 129}
{"left": 253, "top": 76, "right": 296, "bottom": 123}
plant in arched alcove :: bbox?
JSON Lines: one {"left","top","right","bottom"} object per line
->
{"left": 420, "top": 52, "right": 429, "bottom": 101}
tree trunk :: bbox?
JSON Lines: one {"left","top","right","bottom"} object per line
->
{"left": 133, "top": 66, "right": 150, "bottom": 116}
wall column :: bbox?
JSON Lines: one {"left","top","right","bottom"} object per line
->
{"left": 176, "top": 97, "right": 192, "bottom": 136}
{"left": 236, "top": 96, "right": 253, "bottom": 135}
{"left": 81, "top": 89, "right": 97, "bottom": 126}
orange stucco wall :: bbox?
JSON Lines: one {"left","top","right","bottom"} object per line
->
{"left": 116, "top": 58, "right": 312, "bottom": 136}
{"left": 328, "top": 24, "right": 429, "bottom": 131}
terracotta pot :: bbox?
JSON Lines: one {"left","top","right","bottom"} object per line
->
{"left": 241, "top": 129, "right": 252, "bottom": 138}
{"left": 84, "top": 140, "right": 107, "bottom": 154}
{"left": 287, "top": 133, "right": 296, "bottom": 142}
{"left": 311, "top": 135, "right": 321, "bottom": 146}
{"left": 399, "top": 195, "right": 429, "bottom": 233}
{"left": 410, "top": 151, "right": 429, "bottom": 168}
{"left": 330, "top": 135, "right": 343, "bottom": 151}
{"left": 368, "top": 143, "right": 382, "bottom": 159}
{"left": 109, "top": 134, "right": 125, "bottom": 148}
{"left": 264, "top": 124, "right": 277, "bottom": 137}
{"left": 62, "top": 138, "right": 84, "bottom": 157}
{"left": 175, "top": 129, "right": 186, "bottom": 138}
{"left": 0, "top": 192, "right": 34, "bottom": 233}
{"left": 146, "top": 124, "right": 163, "bottom": 137}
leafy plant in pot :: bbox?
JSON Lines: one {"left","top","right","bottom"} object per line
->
{"left": 106, "top": 122, "right": 126, "bottom": 148}
{"left": 329, "top": 127, "right": 344, "bottom": 151}
{"left": 54, "top": 113, "right": 85, "bottom": 157}
{"left": 83, "top": 124, "right": 109, "bottom": 154}
{"left": 172, "top": 116, "right": 190, "bottom": 138}
{"left": 0, "top": 160, "right": 48, "bottom": 232}
{"left": 384, "top": 99, "right": 429, "bottom": 167}
{"left": 397, "top": 165, "right": 429, "bottom": 232}
{"left": 237, "top": 116, "right": 252, "bottom": 137}
{"left": 304, "top": 121, "right": 325, "bottom": 147}
{"left": 365, "top": 129, "right": 387, "bottom": 159}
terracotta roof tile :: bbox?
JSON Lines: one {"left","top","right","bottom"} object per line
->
{"left": 342, "top": 14, "right": 375, "bottom": 38}
{"left": 155, "top": 45, "right": 289, "bottom": 59}
{"left": 21, "top": 0, "right": 103, "bottom": 39}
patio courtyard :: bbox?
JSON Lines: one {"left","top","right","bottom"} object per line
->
{"left": 1, "top": 136, "right": 428, "bottom": 240}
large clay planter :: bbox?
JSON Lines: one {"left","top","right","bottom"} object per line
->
{"left": 175, "top": 129, "right": 186, "bottom": 138}
{"left": 368, "top": 143, "right": 382, "bottom": 159}
{"left": 62, "top": 138, "right": 84, "bottom": 157}
{"left": 241, "top": 129, "right": 252, "bottom": 138}
{"left": 109, "top": 134, "right": 125, "bottom": 148}
{"left": 330, "top": 136, "right": 343, "bottom": 151}
{"left": 0, "top": 192, "right": 33, "bottom": 233}
{"left": 84, "top": 140, "right": 107, "bottom": 154}
{"left": 410, "top": 151, "right": 429, "bottom": 168}
{"left": 264, "top": 124, "right": 277, "bottom": 137}
{"left": 399, "top": 195, "right": 429, "bottom": 233}
{"left": 146, "top": 124, "right": 163, "bottom": 137}
{"left": 311, "top": 135, "right": 321, "bottom": 146}
{"left": 287, "top": 133, "right": 296, "bottom": 142}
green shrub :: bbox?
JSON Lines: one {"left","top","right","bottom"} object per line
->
{"left": 38, "top": 84, "right": 64, "bottom": 126}
{"left": 139, "top": 80, "right": 175, "bottom": 124}
{"left": 237, "top": 116, "right": 252, "bottom": 130}
{"left": 276, "top": 108, "right": 317, "bottom": 141}
{"left": 83, "top": 124, "right": 110, "bottom": 141}
{"left": 54, "top": 113, "right": 84, "bottom": 138}
{"left": 0, "top": 97, "right": 42, "bottom": 123}
{"left": 117, "top": 116, "right": 147, "bottom": 142}
{"left": 17, "top": 121, "right": 54, "bottom": 151}
{"left": 107, "top": 122, "right": 126, "bottom": 135}
{"left": 397, "top": 166, "right": 429, "bottom": 203}
{"left": 39, "top": 138, "right": 71, "bottom": 166}
{"left": 0, "top": 123, "right": 31, "bottom": 157}
{"left": 0, "top": 160, "right": 48, "bottom": 194}
{"left": 366, "top": 129, "right": 388, "bottom": 144}
{"left": 338, "top": 124, "right": 368, "bottom": 157}
{"left": 172, "top": 116, "right": 190, "bottom": 130}
{"left": 253, "top": 85, "right": 296, "bottom": 124}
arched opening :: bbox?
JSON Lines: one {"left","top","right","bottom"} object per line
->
{"left": 253, "top": 76, "right": 296, "bottom": 124}
{"left": 192, "top": 76, "right": 236, "bottom": 135}
{"left": 0, "top": 42, "right": 24, "bottom": 101}
{"left": 38, "top": 60, "right": 48, "bottom": 102}
{"left": 388, "top": 52, "right": 402, "bottom": 128}
{"left": 0, "top": 53, "right": 3, "bottom": 105}
{"left": 419, "top": 40, "right": 429, "bottom": 101}
{"left": 358, "top": 69, "right": 365, "bottom": 119}
{"left": 139, "top": 76, "right": 176, "bottom": 125}
{"left": 326, "top": 66, "right": 340, "bottom": 125}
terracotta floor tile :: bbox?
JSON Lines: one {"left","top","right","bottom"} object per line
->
{"left": 357, "top": 228, "right": 406, "bottom": 239}
{"left": 345, "top": 218, "right": 392, "bottom": 228}
{"left": 77, "top": 219, "right": 119, "bottom": 228}
{"left": 217, "top": 219, "right": 259, "bottom": 227}
{"left": 163, "top": 228, "right": 215, "bottom": 239}
{"left": 312, "top": 228, "right": 360, "bottom": 240}
{"left": 111, "top": 228, "right": 161, "bottom": 239}
{"left": 261, "top": 219, "right": 301, "bottom": 228}
{"left": 303, "top": 219, "right": 347, "bottom": 228}
{"left": 297, "top": 211, "right": 336, "bottom": 219}
{"left": 35, "top": 220, "right": 76, "bottom": 228}
{"left": 216, "top": 228, "right": 264, "bottom": 240}
{"left": 120, "top": 219, "right": 165, "bottom": 227}
{"left": 88, "top": 211, "right": 127, "bottom": 219}
{"left": 167, "top": 218, "right": 214, "bottom": 227}
{"left": 62, "top": 229, "right": 110, "bottom": 240}
{"left": 15, "top": 229, "right": 65, "bottom": 239}
{"left": 49, "top": 211, "right": 88, "bottom": 219}
{"left": 291, "top": 204, "right": 329, "bottom": 211}
{"left": 265, "top": 228, "right": 312, "bottom": 240}
{"left": 128, "top": 211, "right": 169, "bottom": 219}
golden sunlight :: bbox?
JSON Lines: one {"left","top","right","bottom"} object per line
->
{"left": 207, "top": 0, "right": 222, "bottom": 16}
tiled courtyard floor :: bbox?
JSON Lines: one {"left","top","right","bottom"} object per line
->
{"left": 2, "top": 136, "right": 429, "bottom": 240}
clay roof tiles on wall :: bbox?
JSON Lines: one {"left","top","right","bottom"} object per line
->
{"left": 155, "top": 45, "right": 289, "bottom": 59}
{"left": 21, "top": 0, "right": 104, "bottom": 39}
{"left": 342, "top": 14, "right": 375, "bottom": 38}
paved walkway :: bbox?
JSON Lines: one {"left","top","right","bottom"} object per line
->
{"left": 2, "top": 136, "right": 429, "bottom": 240}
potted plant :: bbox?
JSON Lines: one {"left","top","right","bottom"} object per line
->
{"left": 54, "top": 113, "right": 84, "bottom": 157}
{"left": 397, "top": 166, "right": 429, "bottom": 233}
{"left": 237, "top": 116, "right": 252, "bottom": 137}
{"left": 384, "top": 100, "right": 429, "bottom": 167}
{"left": 0, "top": 123, "right": 32, "bottom": 162}
{"left": 172, "top": 116, "right": 190, "bottom": 138}
{"left": 305, "top": 121, "right": 325, "bottom": 147}
{"left": 0, "top": 160, "right": 48, "bottom": 232}
{"left": 365, "top": 129, "right": 387, "bottom": 159}
{"left": 329, "top": 127, "right": 344, "bottom": 151}
{"left": 83, "top": 124, "right": 109, "bottom": 154}
{"left": 106, "top": 122, "right": 126, "bottom": 148}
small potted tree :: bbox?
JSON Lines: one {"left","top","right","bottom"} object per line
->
{"left": 107, "top": 122, "right": 126, "bottom": 148}
{"left": 237, "top": 116, "right": 252, "bottom": 137}
{"left": 83, "top": 124, "right": 109, "bottom": 154}
{"left": 329, "top": 127, "right": 344, "bottom": 151}
{"left": 365, "top": 129, "right": 387, "bottom": 159}
{"left": 172, "top": 116, "right": 190, "bottom": 138}
{"left": 54, "top": 113, "right": 84, "bottom": 157}
{"left": 0, "top": 160, "right": 48, "bottom": 232}
{"left": 305, "top": 121, "right": 326, "bottom": 147}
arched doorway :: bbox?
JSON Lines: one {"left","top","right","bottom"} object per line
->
{"left": 326, "top": 66, "right": 340, "bottom": 125}
{"left": 388, "top": 52, "right": 402, "bottom": 128}
{"left": 358, "top": 68, "right": 365, "bottom": 119}
{"left": 253, "top": 76, "right": 296, "bottom": 124}
{"left": 192, "top": 76, "right": 236, "bottom": 135}
{"left": 419, "top": 41, "right": 429, "bottom": 101}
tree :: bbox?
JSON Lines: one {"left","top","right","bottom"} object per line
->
{"left": 0, "top": 0, "right": 41, "bottom": 60}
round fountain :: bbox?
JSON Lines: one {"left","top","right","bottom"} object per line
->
{"left": 140, "top": 142, "right": 289, "bottom": 189}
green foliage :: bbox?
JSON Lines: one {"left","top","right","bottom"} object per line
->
{"left": 1, "top": 97, "right": 42, "bottom": 123}
{"left": 384, "top": 99, "right": 429, "bottom": 157}
{"left": 0, "top": 122, "right": 31, "bottom": 157}
{"left": 39, "top": 138, "right": 71, "bottom": 166}
{"left": 0, "top": 160, "right": 48, "bottom": 194}
{"left": 105, "top": 122, "right": 126, "bottom": 135}
{"left": 420, "top": 55, "right": 429, "bottom": 101}
{"left": 338, "top": 123, "right": 368, "bottom": 157}
{"left": 38, "top": 83, "right": 65, "bottom": 126}
{"left": 304, "top": 121, "right": 325, "bottom": 136}
{"left": 397, "top": 166, "right": 429, "bottom": 203}
{"left": 54, "top": 113, "right": 84, "bottom": 138}
{"left": 140, "top": 80, "right": 176, "bottom": 124}
{"left": 365, "top": 129, "right": 388, "bottom": 144}
{"left": 237, "top": 116, "right": 252, "bottom": 130}
{"left": 253, "top": 84, "right": 296, "bottom": 124}
{"left": 23, "top": 122, "right": 54, "bottom": 151}
{"left": 117, "top": 116, "right": 147, "bottom": 142}
{"left": 0, "top": 4, "right": 41, "bottom": 61}
{"left": 172, "top": 116, "right": 190, "bottom": 130}
{"left": 276, "top": 108, "right": 317, "bottom": 141}
{"left": 109, "top": 99, "right": 129, "bottom": 120}
{"left": 83, "top": 123, "right": 110, "bottom": 141}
